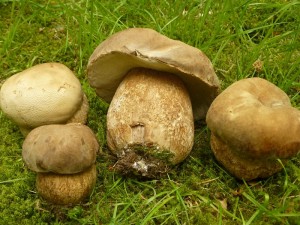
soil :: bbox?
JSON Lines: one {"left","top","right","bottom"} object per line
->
{"left": 112, "top": 144, "right": 174, "bottom": 178}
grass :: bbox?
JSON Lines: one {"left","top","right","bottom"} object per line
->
{"left": 0, "top": 0, "right": 299, "bottom": 224}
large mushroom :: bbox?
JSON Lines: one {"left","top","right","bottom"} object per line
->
{"left": 0, "top": 62, "right": 89, "bottom": 136}
{"left": 22, "top": 123, "right": 99, "bottom": 205}
{"left": 87, "top": 28, "right": 220, "bottom": 177}
{"left": 206, "top": 77, "right": 300, "bottom": 180}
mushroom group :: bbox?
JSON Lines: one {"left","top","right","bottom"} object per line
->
{"left": 206, "top": 77, "right": 300, "bottom": 180}
{"left": 87, "top": 28, "right": 220, "bottom": 177}
{"left": 22, "top": 123, "right": 99, "bottom": 205}
{"left": 0, "top": 63, "right": 88, "bottom": 135}
{"left": 0, "top": 27, "right": 299, "bottom": 210}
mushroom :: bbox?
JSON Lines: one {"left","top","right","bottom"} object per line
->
{"left": 206, "top": 77, "right": 300, "bottom": 180}
{"left": 22, "top": 123, "right": 99, "bottom": 205}
{"left": 87, "top": 28, "right": 220, "bottom": 177}
{"left": 0, "top": 62, "right": 89, "bottom": 136}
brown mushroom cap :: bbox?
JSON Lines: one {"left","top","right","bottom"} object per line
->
{"left": 87, "top": 28, "right": 220, "bottom": 120}
{"left": 22, "top": 123, "right": 99, "bottom": 174}
{"left": 36, "top": 164, "right": 97, "bottom": 205}
{"left": 0, "top": 63, "right": 88, "bottom": 135}
{"left": 206, "top": 77, "right": 300, "bottom": 180}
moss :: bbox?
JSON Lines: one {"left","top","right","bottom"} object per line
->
{"left": 0, "top": 0, "right": 299, "bottom": 224}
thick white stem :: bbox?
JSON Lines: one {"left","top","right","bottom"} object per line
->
{"left": 107, "top": 68, "right": 194, "bottom": 174}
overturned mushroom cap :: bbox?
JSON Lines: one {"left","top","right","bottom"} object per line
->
{"left": 36, "top": 164, "right": 97, "bottom": 205}
{"left": 0, "top": 63, "right": 88, "bottom": 135}
{"left": 22, "top": 123, "right": 99, "bottom": 174}
{"left": 206, "top": 77, "right": 300, "bottom": 180}
{"left": 87, "top": 28, "right": 220, "bottom": 119}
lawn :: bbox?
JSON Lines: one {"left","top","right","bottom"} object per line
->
{"left": 0, "top": 0, "right": 300, "bottom": 224}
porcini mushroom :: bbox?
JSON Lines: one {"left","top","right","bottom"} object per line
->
{"left": 0, "top": 62, "right": 89, "bottom": 136}
{"left": 206, "top": 77, "right": 300, "bottom": 180}
{"left": 22, "top": 123, "right": 99, "bottom": 205}
{"left": 87, "top": 28, "right": 220, "bottom": 177}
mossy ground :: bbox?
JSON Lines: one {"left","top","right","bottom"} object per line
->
{"left": 1, "top": 1, "right": 300, "bottom": 224}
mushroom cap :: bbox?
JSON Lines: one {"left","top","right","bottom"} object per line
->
{"left": 20, "top": 92, "right": 89, "bottom": 137}
{"left": 0, "top": 63, "right": 84, "bottom": 130}
{"left": 87, "top": 28, "right": 220, "bottom": 120}
{"left": 36, "top": 164, "right": 97, "bottom": 205}
{"left": 22, "top": 123, "right": 99, "bottom": 174}
{"left": 206, "top": 77, "right": 300, "bottom": 160}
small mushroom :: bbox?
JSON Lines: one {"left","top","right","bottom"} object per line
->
{"left": 22, "top": 123, "right": 99, "bottom": 205}
{"left": 0, "top": 63, "right": 89, "bottom": 136}
{"left": 206, "top": 77, "right": 300, "bottom": 180}
{"left": 87, "top": 28, "right": 220, "bottom": 177}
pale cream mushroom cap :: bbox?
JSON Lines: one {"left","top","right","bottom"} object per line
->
{"left": 206, "top": 77, "right": 300, "bottom": 180}
{"left": 22, "top": 123, "right": 99, "bottom": 174}
{"left": 67, "top": 93, "right": 89, "bottom": 124}
{"left": 87, "top": 28, "right": 220, "bottom": 120}
{"left": 0, "top": 63, "right": 86, "bottom": 134}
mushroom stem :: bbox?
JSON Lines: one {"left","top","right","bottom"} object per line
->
{"left": 210, "top": 134, "right": 284, "bottom": 180}
{"left": 107, "top": 68, "right": 194, "bottom": 177}
{"left": 36, "top": 165, "right": 97, "bottom": 205}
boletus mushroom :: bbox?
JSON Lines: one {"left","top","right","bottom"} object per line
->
{"left": 87, "top": 28, "right": 220, "bottom": 177}
{"left": 22, "top": 123, "right": 99, "bottom": 205}
{"left": 206, "top": 77, "right": 300, "bottom": 181}
{"left": 0, "top": 63, "right": 89, "bottom": 136}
